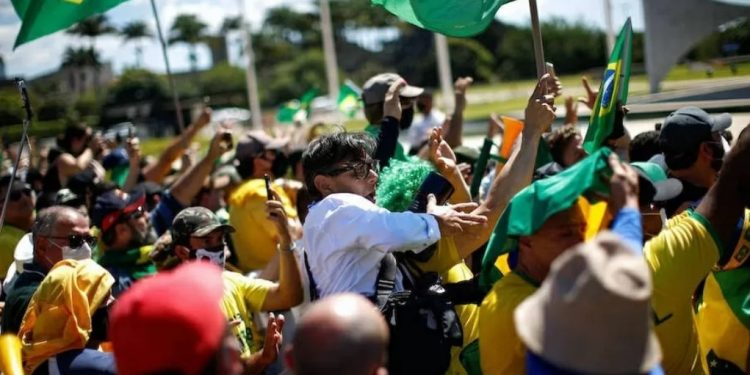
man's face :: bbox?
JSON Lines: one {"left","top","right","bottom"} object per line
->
{"left": 36, "top": 213, "right": 90, "bottom": 270}
{"left": 116, "top": 206, "right": 153, "bottom": 248}
{"left": 416, "top": 95, "right": 433, "bottom": 114}
{"left": 188, "top": 230, "right": 226, "bottom": 253}
{"left": 519, "top": 206, "right": 586, "bottom": 280}
{"left": 0, "top": 184, "right": 35, "bottom": 226}
{"left": 252, "top": 149, "right": 277, "bottom": 178}
{"left": 316, "top": 157, "right": 379, "bottom": 202}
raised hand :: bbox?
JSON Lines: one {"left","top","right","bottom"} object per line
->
{"left": 428, "top": 127, "right": 458, "bottom": 176}
{"left": 427, "top": 194, "right": 487, "bottom": 237}
{"left": 578, "top": 76, "right": 598, "bottom": 110}
{"left": 383, "top": 80, "right": 406, "bottom": 120}
{"left": 524, "top": 74, "right": 557, "bottom": 135}
{"left": 607, "top": 153, "right": 640, "bottom": 213}
{"left": 266, "top": 190, "right": 293, "bottom": 248}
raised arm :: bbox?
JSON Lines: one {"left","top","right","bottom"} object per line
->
{"left": 142, "top": 108, "right": 212, "bottom": 184}
{"left": 452, "top": 74, "right": 557, "bottom": 258}
{"left": 260, "top": 193, "right": 303, "bottom": 311}
{"left": 428, "top": 127, "right": 471, "bottom": 204}
{"left": 374, "top": 80, "right": 406, "bottom": 168}
{"left": 443, "top": 77, "right": 473, "bottom": 148}
{"left": 170, "top": 128, "right": 232, "bottom": 206}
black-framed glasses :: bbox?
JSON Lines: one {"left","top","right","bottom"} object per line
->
{"left": 321, "top": 159, "right": 379, "bottom": 179}
{"left": 43, "top": 234, "right": 97, "bottom": 248}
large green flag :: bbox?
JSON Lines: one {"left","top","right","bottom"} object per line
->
{"left": 12, "top": 0, "right": 129, "bottom": 49}
{"left": 371, "top": 0, "right": 516, "bottom": 37}
{"left": 276, "top": 89, "right": 318, "bottom": 123}
{"left": 583, "top": 18, "right": 633, "bottom": 152}
{"left": 479, "top": 148, "right": 614, "bottom": 290}
{"left": 337, "top": 81, "right": 362, "bottom": 119}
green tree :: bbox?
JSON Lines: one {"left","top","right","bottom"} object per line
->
{"left": 61, "top": 47, "right": 101, "bottom": 68}
{"left": 169, "top": 14, "right": 209, "bottom": 72}
{"left": 66, "top": 14, "right": 116, "bottom": 49}
{"left": 120, "top": 21, "right": 153, "bottom": 68}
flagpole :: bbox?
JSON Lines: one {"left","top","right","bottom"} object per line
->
{"left": 603, "top": 0, "right": 615, "bottom": 55}
{"left": 528, "top": 0, "right": 546, "bottom": 78}
{"left": 434, "top": 33, "right": 454, "bottom": 110}
{"left": 0, "top": 80, "right": 32, "bottom": 233}
{"left": 236, "top": 0, "right": 263, "bottom": 130}
{"left": 149, "top": 0, "right": 185, "bottom": 134}
{"left": 320, "top": 0, "right": 340, "bottom": 102}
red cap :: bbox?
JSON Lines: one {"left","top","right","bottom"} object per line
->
{"left": 109, "top": 261, "right": 226, "bottom": 375}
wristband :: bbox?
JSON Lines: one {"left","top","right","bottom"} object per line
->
{"left": 277, "top": 242, "right": 297, "bottom": 253}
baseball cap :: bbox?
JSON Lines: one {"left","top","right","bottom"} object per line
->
{"left": 235, "top": 130, "right": 289, "bottom": 163}
{"left": 659, "top": 107, "right": 732, "bottom": 154}
{"left": 631, "top": 162, "right": 683, "bottom": 204}
{"left": 361, "top": 73, "right": 424, "bottom": 105}
{"left": 171, "top": 207, "right": 235, "bottom": 245}
{"left": 91, "top": 191, "right": 146, "bottom": 232}
{"left": 109, "top": 261, "right": 226, "bottom": 375}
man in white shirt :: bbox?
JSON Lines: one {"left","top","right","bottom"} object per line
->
{"left": 301, "top": 130, "right": 486, "bottom": 298}
{"left": 407, "top": 91, "right": 445, "bottom": 152}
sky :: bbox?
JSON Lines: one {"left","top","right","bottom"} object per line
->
{"left": 0, "top": 0, "right": 645, "bottom": 79}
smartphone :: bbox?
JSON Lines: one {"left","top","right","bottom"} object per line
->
{"left": 407, "top": 172, "right": 455, "bottom": 213}
{"left": 264, "top": 174, "right": 274, "bottom": 201}
{"left": 545, "top": 62, "right": 556, "bottom": 78}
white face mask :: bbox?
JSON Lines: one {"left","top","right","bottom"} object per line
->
{"left": 61, "top": 242, "right": 92, "bottom": 261}
{"left": 195, "top": 246, "right": 227, "bottom": 268}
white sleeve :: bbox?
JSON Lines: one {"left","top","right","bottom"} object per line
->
{"left": 321, "top": 195, "right": 441, "bottom": 254}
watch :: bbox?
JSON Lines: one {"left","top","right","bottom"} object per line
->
{"left": 277, "top": 242, "right": 297, "bottom": 253}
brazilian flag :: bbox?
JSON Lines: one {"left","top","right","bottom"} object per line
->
{"left": 276, "top": 89, "right": 318, "bottom": 124}
{"left": 479, "top": 148, "right": 615, "bottom": 290}
{"left": 583, "top": 18, "right": 633, "bottom": 153}
{"left": 337, "top": 81, "right": 362, "bottom": 119}
{"left": 371, "top": 0, "right": 517, "bottom": 37}
{"left": 12, "top": 0, "right": 129, "bottom": 49}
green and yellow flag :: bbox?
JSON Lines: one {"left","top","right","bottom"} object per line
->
{"left": 371, "top": 0, "right": 517, "bottom": 37}
{"left": 337, "top": 81, "right": 362, "bottom": 119}
{"left": 276, "top": 89, "right": 318, "bottom": 124}
{"left": 12, "top": 0, "right": 129, "bottom": 49}
{"left": 479, "top": 148, "right": 615, "bottom": 290}
{"left": 583, "top": 18, "right": 633, "bottom": 153}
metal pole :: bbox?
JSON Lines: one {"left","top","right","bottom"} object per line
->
{"left": 0, "top": 80, "right": 31, "bottom": 232}
{"left": 603, "top": 0, "right": 616, "bottom": 55}
{"left": 149, "top": 0, "right": 186, "bottom": 133}
{"left": 237, "top": 0, "right": 264, "bottom": 130}
{"left": 434, "top": 33, "right": 454, "bottom": 111}
{"left": 320, "top": 0, "right": 340, "bottom": 102}
{"left": 528, "top": 0, "right": 546, "bottom": 78}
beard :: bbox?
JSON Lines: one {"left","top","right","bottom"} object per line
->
{"left": 128, "top": 222, "right": 158, "bottom": 248}
{"left": 400, "top": 107, "right": 415, "bottom": 130}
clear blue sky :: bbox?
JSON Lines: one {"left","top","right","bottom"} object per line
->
{"left": 0, "top": 0, "right": 644, "bottom": 79}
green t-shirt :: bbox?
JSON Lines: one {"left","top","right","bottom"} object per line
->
{"left": 0, "top": 225, "right": 25, "bottom": 273}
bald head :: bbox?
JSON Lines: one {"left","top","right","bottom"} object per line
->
{"left": 288, "top": 293, "right": 389, "bottom": 375}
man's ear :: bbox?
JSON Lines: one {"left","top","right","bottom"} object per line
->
{"left": 314, "top": 174, "right": 334, "bottom": 197}
{"left": 174, "top": 244, "right": 191, "bottom": 261}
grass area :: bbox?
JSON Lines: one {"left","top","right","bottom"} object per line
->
{"left": 0, "top": 120, "right": 66, "bottom": 143}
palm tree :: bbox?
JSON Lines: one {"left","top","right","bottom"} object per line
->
{"left": 121, "top": 21, "right": 153, "bottom": 68}
{"left": 169, "top": 14, "right": 208, "bottom": 72}
{"left": 62, "top": 46, "right": 101, "bottom": 68}
{"left": 220, "top": 16, "right": 244, "bottom": 57}
{"left": 66, "top": 14, "right": 116, "bottom": 50}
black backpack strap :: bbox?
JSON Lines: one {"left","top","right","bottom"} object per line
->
{"left": 303, "top": 251, "right": 320, "bottom": 301}
{"left": 373, "top": 253, "right": 398, "bottom": 308}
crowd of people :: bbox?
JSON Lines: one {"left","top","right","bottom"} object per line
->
{"left": 0, "top": 68, "right": 747, "bottom": 375}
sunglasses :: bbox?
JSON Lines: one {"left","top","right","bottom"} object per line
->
{"left": 321, "top": 159, "right": 380, "bottom": 180}
{"left": 44, "top": 234, "right": 97, "bottom": 248}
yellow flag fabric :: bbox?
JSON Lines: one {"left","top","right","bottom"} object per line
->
{"left": 19, "top": 259, "right": 114, "bottom": 373}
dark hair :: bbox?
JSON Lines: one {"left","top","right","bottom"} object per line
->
{"left": 661, "top": 131, "right": 716, "bottom": 171}
{"left": 629, "top": 130, "right": 661, "bottom": 162}
{"left": 547, "top": 125, "right": 580, "bottom": 166}
{"left": 57, "top": 124, "right": 89, "bottom": 153}
{"left": 363, "top": 102, "right": 384, "bottom": 124}
{"left": 302, "top": 132, "right": 376, "bottom": 200}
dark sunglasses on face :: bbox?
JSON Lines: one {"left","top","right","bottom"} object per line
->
{"left": 322, "top": 159, "right": 380, "bottom": 179}
{"left": 44, "top": 234, "right": 97, "bottom": 248}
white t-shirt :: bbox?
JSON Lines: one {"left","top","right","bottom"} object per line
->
{"left": 407, "top": 110, "right": 446, "bottom": 150}
{"left": 303, "top": 193, "right": 441, "bottom": 297}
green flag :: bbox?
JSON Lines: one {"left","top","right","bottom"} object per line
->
{"left": 276, "top": 89, "right": 318, "bottom": 123}
{"left": 12, "top": 0, "right": 129, "bottom": 49}
{"left": 583, "top": 18, "right": 633, "bottom": 153}
{"left": 337, "top": 81, "right": 362, "bottom": 119}
{"left": 371, "top": 0, "right": 516, "bottom": 37}
{"left": 479, "top": 148, "right": 614, "bottom": 290}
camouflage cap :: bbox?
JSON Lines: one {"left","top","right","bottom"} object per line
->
{"left": 171, "top": 207, "right": 235, "bottom": 244}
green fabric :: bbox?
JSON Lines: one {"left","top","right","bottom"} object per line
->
{"left": 712, "top": 268, "right": 750, "bottom": 330}
{"left": 470, "top": 138, "right": 494, "bottom": 199}
{"left": 376, "top": 159, "right": 433, "bottom": 212}
{"left": 479, "top": 148, "right": 614, "bottom": 290}
{"left": 1, "top": 263, "right": 45, "bottom": 333}
{"left": 98, "top": 247, "right": 156, "bottom": 280}
{"left": 110, "top": 164, "right": 129, "bottom": 187}
{"left": 337, "top": 81, "right": 362, "bottom": 119}
{"left": 0, "top": 225, "right": 25, "bottom": 273}
{"left": 631, "top": 162, "right": 668, "bottom": 183}
{"left": 12, "top": 0, "right": 129, "bottom": 48}
{"left": 371, "top": 0, "right": 516, "bottom": 37}
{"left": 688, "top": 209, "right": 726, "bottom": 259}
{"left": 459, "top": 339, "right": 483, "bottom": 375}
{"left": 276, "top": 88, "right": 318, "bottom": 123}
{"left": 364, "top": 124, "right": 410, "bottom": 162}
{"left": 583, "top": 18, "right": 633, "bottom": 153}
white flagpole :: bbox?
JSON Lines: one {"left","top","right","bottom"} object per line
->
{"left": 528, "top": 0, "right": 546, "bottom": 78}
{"left": 149, "top": 0, "right": 185, "bottom": 133}
{"left": 320, "top": 0, "right": 340, "bottom": 101}
{"left": 434, "top": 33, "right": 454, "bottom": 110}
{"left": 237, "top": 0, "right": 263, "bottom": 130}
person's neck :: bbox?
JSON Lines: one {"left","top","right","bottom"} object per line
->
{"left": 515, "top": 250, "right": 547, "bottom": 285}
{"left": 6, "top": 217, "right": 32, "bottom": 231}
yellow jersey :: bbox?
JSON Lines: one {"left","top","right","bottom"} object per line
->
{"left": 220, "top": 271, "right": 274, "bottom": 358}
